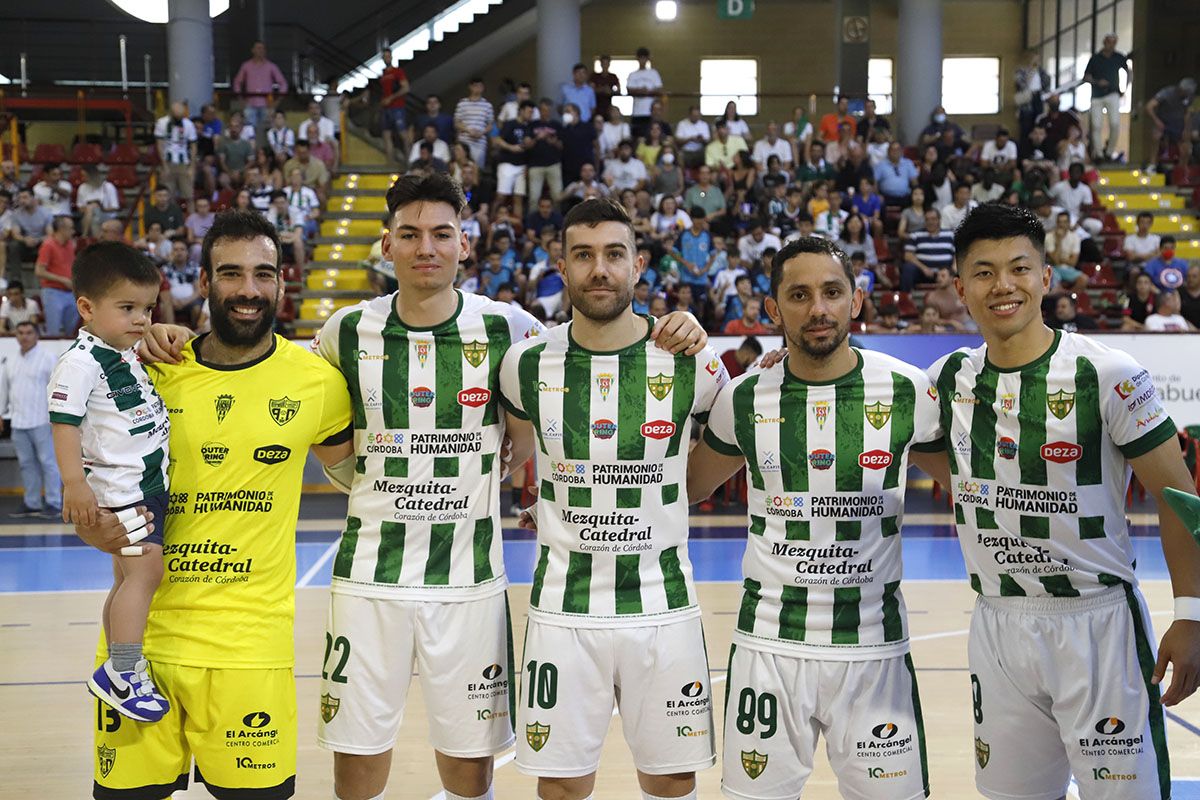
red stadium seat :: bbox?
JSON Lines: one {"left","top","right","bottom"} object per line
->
{"left": 276, "top": 294, "right": 296, "bottom": 323}
{"left": 104, "top": 143, "right": 141, "bottom": 165}
{"left": 1071, "top": 291, "right": 1094, "bottom": 315}
{"left": 140, "top": 145, "right": 161, "bottom": 166}
{"left": 107, "top": 165, "right": 140, "bottom": 189}
{"left": 70, "top": 143, "right": 103, "bottom": 164}
{"left": 67, "top": 165, "right": 86, "bottom": 186}
{"left": 1, "top": 141, "right": 30, "bottom": 163}
{"left": 32, "top": 143, "right": 67, "bottom": 165}
{"left": 882, "top": 291, "right": 919, "bottom": 319}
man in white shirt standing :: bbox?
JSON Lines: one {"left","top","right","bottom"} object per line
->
{"left": 0, "top": 321, "right": 61, "bottom": 516}
{"left": 751, "top": 121, "right": 793, "bottom": 170}
{"left": 154, "top": 101, "right": 198, "bottom": 213}
{"left": 626, "top": 46, "right": 663, "bottom": 140}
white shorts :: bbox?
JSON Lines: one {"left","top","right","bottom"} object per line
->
{"left": 970, "top": 584, "right": 1169, "bottom": 800}
{"left": 496, "top": 162, "right": 527, "bottom": 196}
{"left": 514, "top": 614, "right": 716, "bottom": 778}
{"left": 316, "top": 591, "right": 516, "bottom": 757}
{"left": 721, "top": 644, "right": 929, "bottom": 800}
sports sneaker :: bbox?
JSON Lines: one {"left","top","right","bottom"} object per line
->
{"left": 88, "top": 658, "right": 169, "bottom": 723}
{"left": 40, "top": 506, "right": 62, "bottom": 521}
{"left": 8, "top": 505, "right": 43, "bottom": 518}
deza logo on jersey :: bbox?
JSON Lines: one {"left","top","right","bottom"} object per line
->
{"left": 858, "top": 450, "right": 892, "bottom": 470}
{"left": 641, "top": 420, "right": 676, "bottom": 440}
{"left": 458, "top": 387, "right": 491, "bottom": 408}
{"left": 1041, "top": 441, "right": 1082, "bottom": 463}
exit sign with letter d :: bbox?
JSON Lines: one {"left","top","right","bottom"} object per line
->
{"left": 718, "top": 0, "right": 754, "bottom": 19}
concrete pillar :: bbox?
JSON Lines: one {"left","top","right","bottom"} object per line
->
{"left": 897, "top": 0, "right": 942, "bottom": 146}
{"left": 834, "top": 0, "right": 870, "bottom": 105}
{"left": 167, "top": 0, "right": 214, "bottom": 110}
{"left": 536, "top": 0, "right": 581, "bottom": 104}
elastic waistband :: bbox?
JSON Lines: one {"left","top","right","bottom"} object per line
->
{"left": 977, "top": 583, "right": 1131, "bottom": 614}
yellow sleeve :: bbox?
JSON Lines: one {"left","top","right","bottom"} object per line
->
{"left": 312, "top": 357, "right": 353, "bottom": 445}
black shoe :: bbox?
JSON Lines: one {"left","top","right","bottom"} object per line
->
{"left": 9, "top": 505, "right": 43, "bottom": 518}
{"left": 40, "top": 507, "right": 63, "bottom": 520}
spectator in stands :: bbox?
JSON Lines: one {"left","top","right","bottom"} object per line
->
{"left": 797, "top": 140, "right": 837, "bottom": 185}
{"left": 1036, "top": 94, "right": 1081, "bottom": 155}
{"left": 720, "top": 336, "right": 762, "bottom": 380}
{"left": 154, "top": 101, "right": 198, "bottom": 211}
{"left": 1180, "top": 263, "right": 1200, "bottom": 328}
{"left": 493, "top": 100, "right": 535, "bottom": 217}
{"left": 283, "top": 140, "right": 330, "bottom": 202}
{"left": 856, "top": 98, "right": 890, "bottom": 142}
{"left": 98, "top": 218, "right": 125, "bottom": 243}
{"left": 838, "top": 213, "right": 878, "bottom": 268}
{"left": 526, "top": 239, "right": 566, "bottom": 319}
{"left": 919, "top": 105, "right": 966, "bottom": 149}
{"left": 752, "top": 122, "right": 792, "bottom": 170}
{"left": 498, "top": 81, "right": 537, "bottom": 124}
{"left": 1043, "top": 209, "right": 1089, "bottom": 294}
{"left": 1015, "top": 50, "right": 1052, "bottom": 140}
{"left": 454, "top": 78, "right": 495, "bottom": 167}
{"left": 1049, "top": 294, "right": 1098, "bottom": 332}
{"left": 525, "top": 196, "right": 563, "bottom": 239}
{"left": 196, "top": 103, "right": 223, "bottom": 162}
{"left": 409, "top": 141, "right": 448, "bottom": 175}
{"left": 35, "top": 215, "right": 78, "bottom": 336}
{"left": 819, "top": 96, "right": 854, "bottom": 143}
{"left": 0, "top": 160, "right": 20, "bottom": 195}
{"left": 897, "top": 186, "right": 929, "bottom": 242}
{"left": 773, "top": 189, "right": 808, "bottom": 239}
{"left": 902, "top": 208, "right": 954, "bottom": 291}
{"left": 527, "top": 108, "right": 564, "bottom": 208}
{"left": 76, "top": 165, "right": 120, "bottom": 239}
{"left": 162, "top": 238, "right": 203, "bottom": 326}
{"left": 737, "top": 222, "right": 782, "bottom": 264}
{"left": 233, "top": 40, "right": 287, "bottom": 135}
{"left": 869, "top": 304, "right": 908, "bottom": 333}
{"left": 940, "top": 183, "right": 978, "bottom": 231}
{"left": 874, "top": 142, "right": 919, "bottom": 206}
{"left": 591, "top": 55, "right": 620, "bottom": 121}
{"left": 1143, "top": 236, "right": 1189, "bottom": 291}
{"left": 217, "top": 115, "right": 255, "bottom": 184}
{"left": 1145, "top": 78, "right": 1197, "bottom": 165}
{"left": 32, "top": 164, "right": 72, "bottom": 217}
{"left": 824, "top": 122, "right": 858, "bottom": 167}
{"left": 409, "top": 124, "right": 451, "bottom": 165}
{"left": 1083, "top": 34, "right": 1129, "bottom": 161}
{"left": 682, "top": 164, "right": 724, "bottom": 227}
{"left": 0, "top": 281, "right": 41, "bottom": 333}
{"left": 1122, "top": 272, "right": 1157, "bottom": 330}
{"left": 560, "top": 64, "right": 597, "bottom": 124}
{"left": 908, "top": 303, "right": 962, "bottom": 333}
{"left": 672, "top": 209, "right": 713, "bottom": 293}
{"left": 723, "top": 296, "right": 772, "bottom": 335}
{"left": 980, "top": 127, "right": 1019, "bottom": 175}
{"left": 1144, "top": 290, "right": 1195, "bottom": 331}
{"left": 1122, "top": 211, "right": 1160, "bottom": 268}
{"left": 184, "top": 195, "right": 216, "bottom": 260}
{"left": 266, "top": 190, "right": 307, "bottom": 269}
{"left": 0, "top": 320, "right": 61, "bottom": 516}
{"left": 648, "top": 100, "right": 673, "bottom": 141}
{"left": 300, "top": 100, "right": 340, "bottom": 170}
{"left": 1056, "top": 124, "right": 1089, "bottom": 174}
{"left": 919, "top": 267, "right": 970, "bottom": 329}
{"left": 719, "top": 101, "right": 753, "bottom": 141}
{"left": 853, "top": 177, "right": 885, "bottom": 238}
{"left": 706, "top": 120, "right": 748, "bottom": 171}
{"left": 414, "top": 95, "right": 455, "bottom": 146}
{"left": 265, "top": 110, "right": 295, "bottom": 158}
{"left": 560, "top": 162, "right": 610, "bottom": 206}
{"left": 626, "top": 47, "right": 663, "bottom": 140}
{"left": 135, "top": 221, "right": 172, "bottom": 265}
{"left": 1020, "top": 125, "right": 1058, "bottom": 175}
{"left": 243, "top": 165, "right": 275, "bottom": 211}
{"left": 599, "top": 106, "right": 632, "bottom": 161}
{"left": 784, "top": 104, "right": 815, "bottom": 167}
{"left": 604, "top": 139, "right": 648, "bottom": 193}
{"left": 1051, "top": 162, "right": 1101, "bottom": 234}
{"left": 676, "top": 106, "right": 711, "bottom": 170}
{"left": 559, "top": 103, "right": 597, "bottom": 185}
{"left": 972, "top": 168, "right": 1005, "bottom": 205}
{"left": 815, "top": 188, "right": 848, "bottom": 239}
{"left": 144, "top": 186, "right": 185, "bottom": 239}
{"left": 650, "top": 145, "right": 685, "bottom": 199}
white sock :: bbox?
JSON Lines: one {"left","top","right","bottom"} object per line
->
{"left": 445, "top": 787, "right": 493, "bottom": 800}
{"left": 642, "top": 791, "right": 696, "bottom": 800}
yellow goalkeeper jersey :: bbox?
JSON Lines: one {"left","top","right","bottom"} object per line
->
{"left": 142, "top": 334, "right": 352, "bottom": 669}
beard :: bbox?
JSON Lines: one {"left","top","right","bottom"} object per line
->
{"left": 209, "top": 291, "right": 277, "bottom": 347}
{"left": 783, "top": 314, "right": 850, "bottom": 360}
{"left": 567, "top": 276, "right": 635, "bottom": 323}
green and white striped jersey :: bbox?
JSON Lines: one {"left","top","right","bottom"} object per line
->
{"left": 314, "top": 290, "right": 542, "bottom": 601}
{"left": 929, "top": 330, "right": 1176, "bottom": 598}
{"left": 46, "top": 331, "right": 170, "bottom": 507}
{"left": 499, "top": 320, "right": 729, "bottom": 628}
{"left": 705, "top": 350, "right": 942, "bottom": 660}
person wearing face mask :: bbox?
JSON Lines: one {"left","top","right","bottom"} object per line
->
{"left": 558, "top": 102, "right": 597, "bottom": 184}
{"left": 919, "top": 105, "right": 965, "bottom": 149}
{"left": 650, "top": 145, "right": 685, "bottom": 199}
{"left": 1142, "top": 236, "right": 1190, "bottom": 292}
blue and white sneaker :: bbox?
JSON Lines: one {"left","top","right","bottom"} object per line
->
{"left": 88, "top": 658, "right": 169, "bottom": 723}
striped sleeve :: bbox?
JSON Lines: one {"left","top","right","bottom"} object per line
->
{"left": 910, "top": 368, "right": 944, "bottom": 451}
{"left": 47, "top": 351, "right": 98, "bottom": 426}
{"left": 312, "top": 306, "right": 345, "bottom": 367}
{"left": 1098, "top": 353, "right": 1176, "bottom": 458}
{"left": 691, "top": 346, "right": 730, "bottom": 422}
{"left": 703, "top": 379, "right": 742, "bottom": 456}
{"left": 498, "top": 340, "right": 528, "bottom": 419}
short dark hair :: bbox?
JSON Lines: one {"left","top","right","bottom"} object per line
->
{"left": 562, "top": 197, "right": 636, "bottom": 247}
{"left": 1156, "top": 290, "right": 1177, "bottom": 311}
{"left": 386, "top": 172, "right": 466, "bottom": 221}
{"left": 7, "top": 280, "right": 22, "bottom": 291}
{"left": 636, "top": 46, "right": 650, "bottom": 58}
{"left": 740, "top": 336, "right": 763, "bottom": 356}
{"left": 200, "top": 209, "right": 283, "bottom": 278}
{"left": 1162, "top": 235, "right": 1177, "bottom": 247}
{"left": 72, "top": 241, "right": 161, "bottom": 300}
{"left": 14, "top": 320, "right": 36, "bottom": 332}
{"left": 573, "top": 62, "right": 587, "bottom": 72}
{"left": 953, "top": 203, "right": 1045, "bottom": 264}
{"left": 689, "top": 206, "right": 706, "bottom": 219}
{"left": 770, "top": 236, "right": 854, "bottom": 297}
{"left": 1137, "top": 211, "right": 1154, "bottom": 222}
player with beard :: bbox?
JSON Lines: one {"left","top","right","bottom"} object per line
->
{"left": 74, "top": 209, "right": 355, "bottom": 800}
{"left": 499, "top": 198, "right": 727, "bottom": 800}
{"left": 308, "top": 173, "right": 709, "bottom": 800}
{"left": 929, "top": 203, "right": 1200, "bottom": 800}
{"left": 687, "top": 236, "right": 947, "bottom": 800}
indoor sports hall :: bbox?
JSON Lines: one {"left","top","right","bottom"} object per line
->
{"left": 2, "top": 1, "right": 1200, "bottom": 798}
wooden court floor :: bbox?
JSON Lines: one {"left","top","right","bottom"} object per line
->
{"left": 3, "top": 581, "right": 1198, "bottom": 798}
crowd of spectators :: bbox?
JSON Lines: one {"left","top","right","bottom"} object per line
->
{"left": 359, "top": 45, "right": 1199, "bottom": 335}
